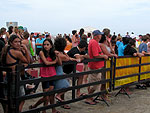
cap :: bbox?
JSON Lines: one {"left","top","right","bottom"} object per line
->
{"left": 92, "top": 30, "right": 104, "bottom": 36}
{"left": 18, "top": 26, "right": 24, "bottom": 30}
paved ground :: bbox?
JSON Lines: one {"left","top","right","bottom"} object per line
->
{"left": 1, "top": 85, "right": 150, "bottom": 113}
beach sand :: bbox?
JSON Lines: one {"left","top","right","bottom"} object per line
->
{"left": 1, "top": 85, "right": 150, "bottom": 113}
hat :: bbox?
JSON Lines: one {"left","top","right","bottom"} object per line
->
{"left": 92, "top": 30, "right": 104, "bottom": 36}
{"left": 18, "top": 26, "right": 24, "bottom": 30}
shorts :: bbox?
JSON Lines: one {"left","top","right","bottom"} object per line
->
{"left": 88, "top": 68, "right": 103, "bottom": 91}
{"left": 42, "top": 80, "right": 54, "bottom": 90}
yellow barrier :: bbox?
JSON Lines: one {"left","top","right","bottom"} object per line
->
{"left": 115, "top": 57, "right": 139, "bottom": 87}
{"left": 141, "top": 56, "right": 150, "bottom": 80}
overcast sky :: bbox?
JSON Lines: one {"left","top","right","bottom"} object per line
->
{"left": 0, "top": 0, "right": 150, "bottom": 36}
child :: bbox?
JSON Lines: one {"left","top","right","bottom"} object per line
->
{"left": 29, "top": 39, "right": 61, "bottom": 113}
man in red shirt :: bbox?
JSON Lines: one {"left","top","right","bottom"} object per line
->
{"left": 85, "top": 30, "right": 108, "bottom": 105}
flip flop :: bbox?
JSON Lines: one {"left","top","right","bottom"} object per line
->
{"left": 84, "top": 101, "right": 96, "bottom": 105}
{"left": 61, "top": 104, "right": 71, "bottom": 109}
{"left": 55, "top": 96, "right": 64, "bottom": 102}
{"left": 77, "top": 93, "right": 87, "bottom": 98}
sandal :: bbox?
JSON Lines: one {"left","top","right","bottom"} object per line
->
{"left": 61, "top": 104, "right": 71, "bottom": 109}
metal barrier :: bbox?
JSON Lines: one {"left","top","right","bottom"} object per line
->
{"left": 1, "top": 56, "right": 150, "bottom": 113}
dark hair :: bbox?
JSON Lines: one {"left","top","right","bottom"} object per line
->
{"left": 23, "top": 32, "right": 29, "bottom": 39}
{"left": 87, "top": 33, "right": 91, "bottom": 37}
{"left": 122, "top": 37, "right": 130, "bottom": 45}
{"left": 42, "top": 39, "right": 56, "bottom": 61}
{"left": 72, "top": 30, "right": 77, "bottom": 35}
{"left": 78, "top": 40, "right": 88, "bottom": 48}
{"left": 111, "top": 35, "right": 117, "bottom": 41}
{"left": 111, "top": 40, "right": 116, "bottom": 45}
{"left": 79, "top": 28, "right": 84, "bottom": 37}
{"left": 1, "top": 35, "right": 20, "bottom": 65}
{"left": 8, "top": 26, "right": 13, "bottom": 35}
{"left": 99, "top": 34, "right": 106, "bottom": 43}
{"left": 54, "top": 37, "right": 67, "bottom": 52}
{"left": 142, "top": 35, "right": 149, "bottom": 42}
{"left": 66, "top": 36, "right": 72, "bottom": 43}
{"left": 124, "top": 39, "right": 136, "bottom": 55}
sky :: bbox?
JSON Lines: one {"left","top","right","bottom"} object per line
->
{"left": 0, "top": 0, "right": 150, "bottom": 36}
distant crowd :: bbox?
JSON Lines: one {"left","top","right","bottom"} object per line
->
{"left": 0, "top": 25, "right": 150, "bottom": 113}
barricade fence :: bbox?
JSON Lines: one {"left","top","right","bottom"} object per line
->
{"left": 0, "top": 56, "right": 150, "bottom": 113}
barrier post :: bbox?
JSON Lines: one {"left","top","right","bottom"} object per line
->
{"left": 109, "top": 57, "right": 113, "bottom": 92}
{"left": 72, "top": 62, "right": 77, "bottom": 99}
{"left": 14, "top": 65, "right": 23, "bottom": 113}
{"left": 112, "top": 57, "right": 116, "bottom": 90}
{"left": 7, "top": 68, "right": 14, "bottom": 113}
{"left": 138, "top": 57, "right": 141, "bottom": 82}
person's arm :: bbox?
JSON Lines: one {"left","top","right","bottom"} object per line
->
{"left": 55, "top": 51, "right": 62, "bottom": 65}
{"left": 100, "top": 44, "right": 116, "bottom": 57}
{"left": 39, "top": 51, "right": 57, "bottom": 65}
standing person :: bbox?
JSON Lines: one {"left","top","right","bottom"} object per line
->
{"left": 54, "top": 37, "right": 75, "bottom": 109}
{"left": 139, "top": 35, "right": 150, "bottom": 55}
{"left": 79, "top": 28, "right": 84, "bottom": 41}
{"left": 103, "top": 28, "right": 115, "bottom": 54}
{"left": 85, "top": 30, "right": 108, "bottom": 105}
{"left": 1, "top": 34, "right": 31, "bottom": 112}
{"left": 72, "top": 30, "right": 80, "bottom": 47}
{"left": 29, "top": 39, "right": 60, "bottom": 113}
{"left": 35, "top": 34, "right": 45, "bottom": 56}
{"left": 67, "top": 40, "right": 89, "bottom": 98}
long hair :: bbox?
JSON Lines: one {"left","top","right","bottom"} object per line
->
{"left": 1, "top": 34, "right": 20, "bottom": 65}
{"left": 54, "top": 37, "right": 67, "bottom": 53}
{"left": 42, "top": 39, "right": 56, "bottom": 61}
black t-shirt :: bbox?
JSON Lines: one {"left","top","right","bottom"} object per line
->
{"left": 124, "top": 45, "right": 137, "bottom": 56}
{"left": 67, "top": 47, "right": 86, "bottom": 58}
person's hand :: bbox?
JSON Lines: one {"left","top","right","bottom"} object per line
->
{"left": 114, "top": 54, "right": 118, "bottom": 58}
{"left": 138, "top": 53, "right": 144, "bottom": 57}
{"left": 103, "top": 55, "right": 108, "bottom": 60}
{"left": 20, "top": 44, "right": 27, "bottom": 51}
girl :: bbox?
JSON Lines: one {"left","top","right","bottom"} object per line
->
{"left": 29, "top": 39, "right": 61, "bottom": 113}
{"left": 1, "top": 34, "right": 31, "bottom": 112}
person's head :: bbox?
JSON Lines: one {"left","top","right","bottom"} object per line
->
{"left": 122, "top": 37, "right": 130, "bottom": 45}
{"left": 18, "top": 26, "right": 24, "bottom": 34}
{"left": 54, "top": 37, "right": 67, "bottom": 52}
{"left": 142, "top": 35, "right": 149, "bottom": 42}
{"left": 81, "top": 34, "right": 87, "bottom": 41}
{"left": 111, "top": 35, "right": 117, "bottom": 41}
{"left": 39, "top": 34, "right": 43, "bottom": 39}
{"left": 0, "top": 27, "right": 6, "bottom": 35}
{"left": 87, "top": 33, "right": 92, "bottom": 38}
{"left": 99, "top": 34, "right": 106, "bottom": 43}
{"left": 42, "top": 39, "right": 56, "bottom": 60}
{"left": 103, "top": 28, "right": 110, "bottom": 37}
{"left": 8, "top": 26, "right": 13, "bottom": 34}
{"left": 129, "top": 38, "right": 136, "bottom": 47}
{"left": 78, "top": 40, "right": 88, "bottom": 51}
{"left": 14, "top": 26, "right": 19, "bottom": 34}
{"left": 23, "top": 32, "right": 29, "bottom": 39}
{"left": 79, "top": 28, "right": 84, "bottom": 36}
{"left": 8, "top": 34, "right": 21, "bottom": 49}
{"left": 65, "top": 35, "right": 72, "bottom": 43}
{"left": 92, "top": 30, "right": 104, "bottom": 42}
{"left": 72, "top": 30, "right": 77, "bottom": 35}
{"left": 46, "top": 34, "right": 51, "bottom": 39}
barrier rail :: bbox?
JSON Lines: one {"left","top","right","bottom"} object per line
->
{"left": 0, "top": 56, "right": 150, "bottom": 113}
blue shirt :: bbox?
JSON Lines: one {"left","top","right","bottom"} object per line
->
{"left": 139, "top": 43, "right": 147, "bottom": 53}
{"left": 118, "top": 42, "right": 127, "bottom": 56}
{"left": 36, "top": 38, "right": 45, "bottom": 48}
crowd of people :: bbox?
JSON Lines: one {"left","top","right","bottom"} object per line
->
{"left": 0, "top": 25, "right": 150, "bottom": 113}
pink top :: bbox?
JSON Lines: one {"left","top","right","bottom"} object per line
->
{"left": 88, "top": 39, "right": 104, "bottom": 69}
{"left": 39, "top": 57, "right": 56, "bottom": 77}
